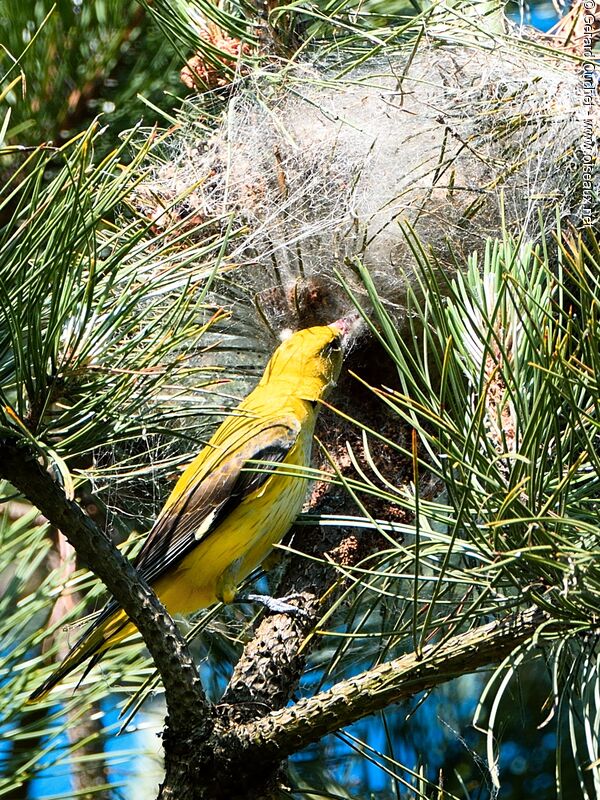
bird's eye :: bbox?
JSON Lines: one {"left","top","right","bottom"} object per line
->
{"left": 322, "top": 337, "right": 342, "bottom": 357}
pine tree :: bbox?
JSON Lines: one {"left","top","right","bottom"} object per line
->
{"left": 1, "top": 2, "right": 599, "bottom": 798}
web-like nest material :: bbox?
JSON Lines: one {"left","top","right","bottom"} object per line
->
{"left": 134, "top": 37, "right": 597, "bottom": 367}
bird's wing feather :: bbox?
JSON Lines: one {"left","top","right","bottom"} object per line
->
{"left": 132, "top": 419, "right": 301, "bottom": 586}
{"left": 78, "top": 418, "right": 302, "bottom": 643}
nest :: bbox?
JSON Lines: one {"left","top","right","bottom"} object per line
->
{"left": 133, "top": 25, "right": 599, "bottom": 369}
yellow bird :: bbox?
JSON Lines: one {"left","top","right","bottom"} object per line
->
{"left": 30, "top": 318, "right": 350, "bottom": 701}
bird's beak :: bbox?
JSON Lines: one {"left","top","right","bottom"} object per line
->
{"left": 328, "top": 313, "right": 362, "bottom": 351}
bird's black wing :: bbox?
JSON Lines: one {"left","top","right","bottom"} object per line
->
{"left": 132, "top": 421, "right": 300, "bottom": 587}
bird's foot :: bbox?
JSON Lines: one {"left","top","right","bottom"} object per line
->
{"left": 246, "top": 593, "right": 310, "bottom": 618}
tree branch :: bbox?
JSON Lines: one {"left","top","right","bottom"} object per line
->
{"left": 0, "top": 437, "right": 210, "bottom": 737}
{"left": 230, "top": 606, "right": 550, "bottom": 762}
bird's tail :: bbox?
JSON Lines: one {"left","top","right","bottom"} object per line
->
{"left": 28, "top": 607, "right": 134, "bottom": 703}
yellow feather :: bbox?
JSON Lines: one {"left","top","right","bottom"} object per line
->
{"left": 29, "top": 318, "right": 349, "bottom": 702}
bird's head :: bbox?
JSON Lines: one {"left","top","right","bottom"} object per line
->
{"left": 258, "top": 316, "right": 357, "bottom": 403}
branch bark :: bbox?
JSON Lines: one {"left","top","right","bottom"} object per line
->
{"left": 229, "top": 606, "right": 550, "bottom": 764}
{"left": 161, "top": 604, "right": 550, "bottom": 799}
{"left": 0, "top": 437, "right": 210, "bottom": 738}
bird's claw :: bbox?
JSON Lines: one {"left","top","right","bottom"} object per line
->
{"left": 246, "top": 593, "right": 310, "bottom": 618}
